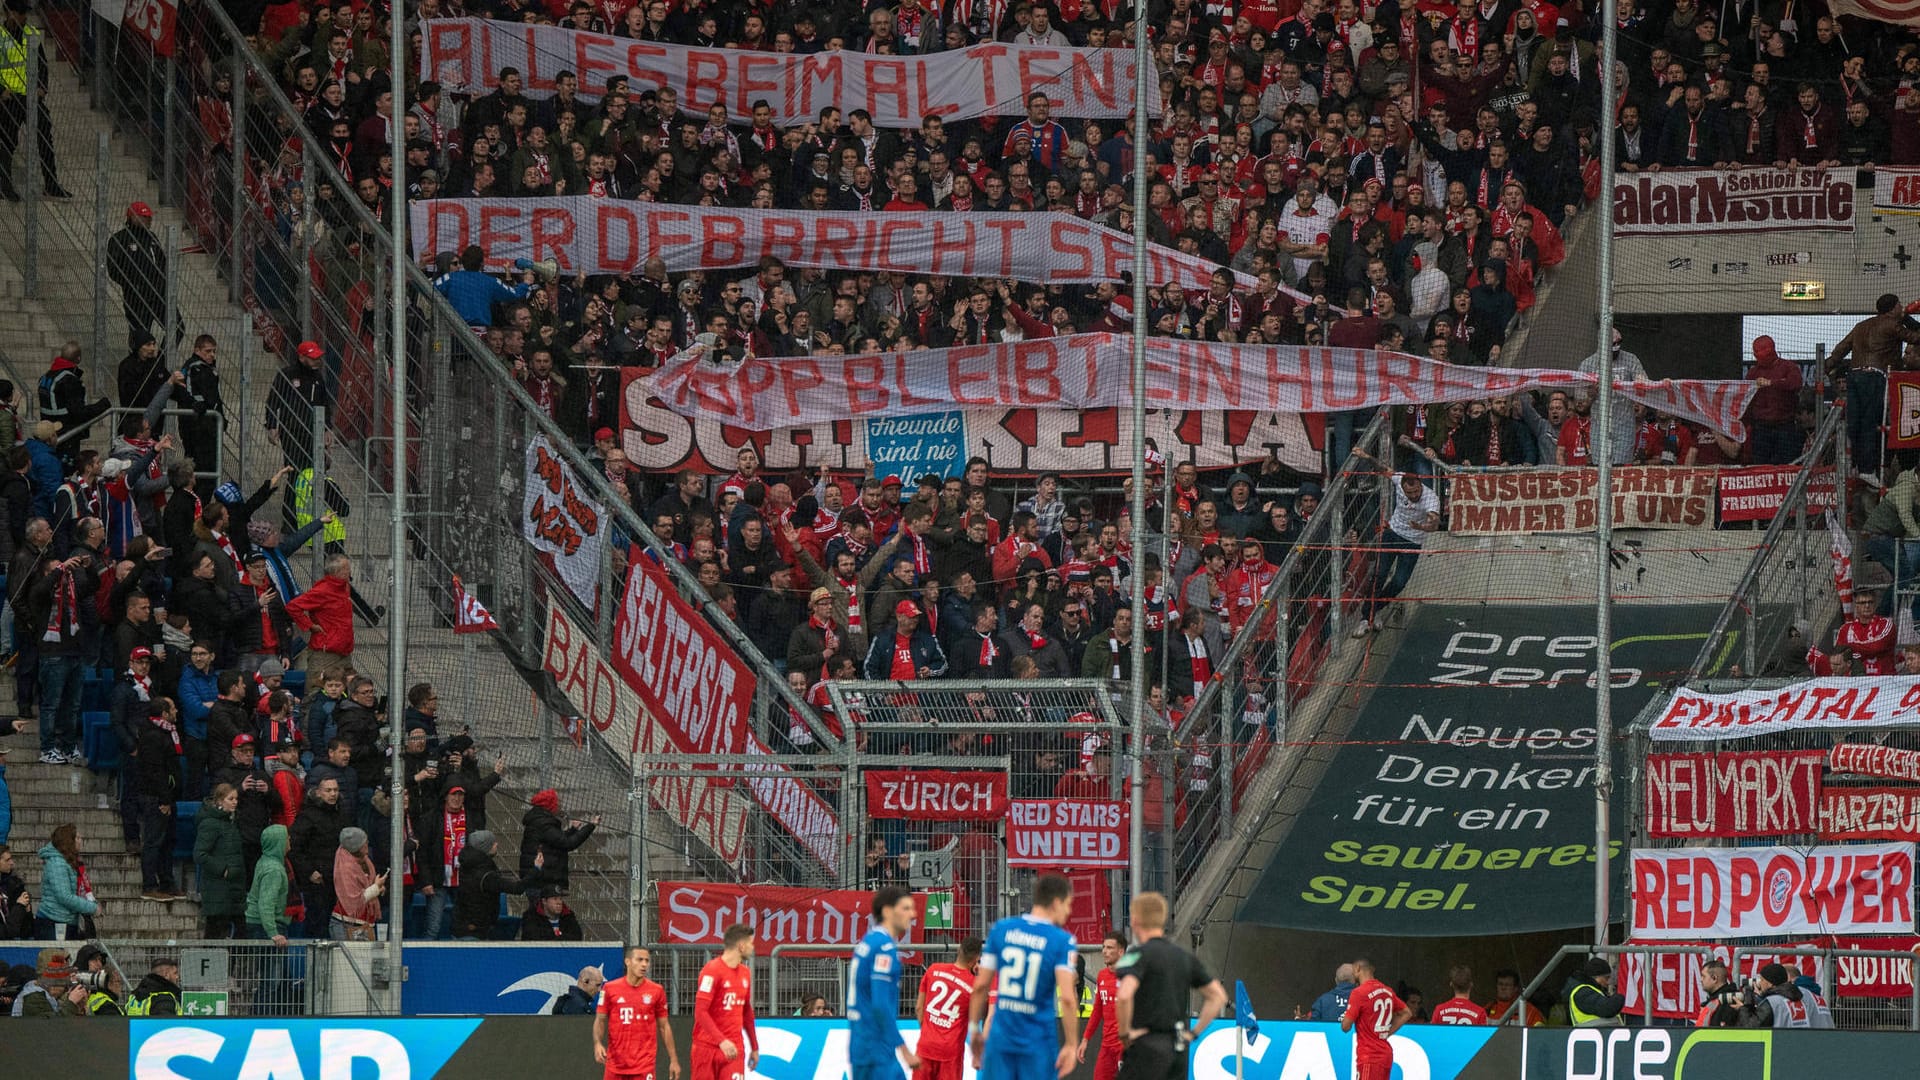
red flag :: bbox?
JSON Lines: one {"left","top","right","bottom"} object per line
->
{"left": 452, "top": 575, "right": 498, "bottom": 634}
{"left": 1826, "top": 0, "right": 1920, "bottom": 25}
{"left": 1828, "top": 510, "right": 1856, "bottom": 618}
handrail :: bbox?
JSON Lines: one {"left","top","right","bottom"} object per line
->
{"left": 179, "top": 0, "right": 826, "bottom": 750}
{"left": 1685, "top": 403, "right": 1846, "bottom": 676}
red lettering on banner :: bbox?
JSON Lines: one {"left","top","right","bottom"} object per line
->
{"left": 425, "top": 24, "right": 470, "bottom": 86}
{"left": 658, "top": 883, "right": 924, "bottom": 949}
{"left": 1014, "top": 340, "right": 1064, "bottom": 404}
{"left": 646, "top": 210, "right": 694, "bottom": 264}
{"left": 914, "top": 71, "right": 960, "bottom": 119}
{"left": 702, "top": 213, "right": 745, "bottom": 269}
{"left": 737, "top": 53, "right": 782, "bottom": 114}
{"left": 623, "top": 42, "right": 670, "bottom": 91}
{"left": 1634, "top": 845, "right": 1916, "bottom": 939}
{"left": 865, "top": 59, "right": 910, "bottom": 123}
{"left": 518, "top": 25, "right": 552, "bottom": 88}
{"left": 929, "top": 219, "right": 976, "bottom": 276}
{"left": 762, "top": 215, "right": 806, "bottom": 267}
{"left": 975, "top": 44, "right": 1009, "bottom": 109}
{"left": 779, "top": 359, "right": 826, "bottom": 421}
{"left": 1067, "top": 51, "right": 1120, "bottom": 110}
{"left": 875, "top": 220, "right": 916, "bottom": 274}
{"left": 684, "top": 49, "right": 728, "bottom": 110}
{"left": 1644, "top": 751, "right": 1824, "bottom": 837}
{"left": 845, "top": 355, "right": 889, "bottom": 414}
{"left": 947, "top": 346, "right": 995, "bottom": 406}
{"left": 596, "top": 205, "right": 640, "bottom": 272}
{"left": 530, "top": 208, "right": 575, "bottom": 265}
{"left": 797, "top": 52, "right": 843, "bottom": 118}
{"left": 426, "top": 202, "right": 470, "bottom": 256}
{"left": 1097, "top": 231, "right": 1130, "bottom": 281}
{"left": 1050, "top": 220, "right": 1094, "bottom": 280}
{"left": 866, "top": 770, "right": 1009, "bottom": 820}
{"left": 1016, "top": 50, "right": 1063, "bottom": 106}
{"left": 571, "top": 31, "right": 616, "bottom": 88}
{"left": 814, "top": 215, "right": 859, "bottom": 269}
{"left": 980, "top": 217, "right": 1022, "bottom": 277}
{"left": 477, "top": 204, "right": 527, "bottom": 259}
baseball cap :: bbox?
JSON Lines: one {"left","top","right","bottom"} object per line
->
{"left": 232, "top": 733, "right": 255, "bottom": 748}
{"left": 895, "top": 599, "right": 922, "bottom": 617}
{"left": 130, "top": 646, "right": 153, "bottom": 661}
{"left": 593, "top": 426, "right": 615, "bottom": 442}
{"left": 881, "top": 475, "right": 903, "bottom": 488}
{"left": 297, "top": 340, "right": 324, "bottom": 359}
{"left": 447, "top": 783, "right": 467, "bottom": 795}
{"left": 128, "top": 201, "right": 153, "bottom": 218}
{"left": 809, "top": 587, "right": 832, "bottom": 604}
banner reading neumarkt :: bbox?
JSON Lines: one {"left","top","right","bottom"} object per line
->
{"left": 1238, "top": 603, "right": 1715, "bottom": 935}
{"left": 420, "top": 18, "right": 1156, "bottom": 125}
{"left": 1613, "top": 166, "right": 1855, "bottom": 236}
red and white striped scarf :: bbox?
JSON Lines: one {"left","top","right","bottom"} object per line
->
{"left": 43, "top": 569, "right": 77, "bottom": 643}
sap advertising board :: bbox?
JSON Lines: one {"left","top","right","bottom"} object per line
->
{"left": 124, "top": 1018, "right": 1505, "bottom": 1080}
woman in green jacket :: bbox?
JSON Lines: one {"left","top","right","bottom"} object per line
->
{"left": 193, "top": 784, "right": 247, "bottom": 938}
{"left": 246, "top": 824, "right": 295, "bottom": 1015}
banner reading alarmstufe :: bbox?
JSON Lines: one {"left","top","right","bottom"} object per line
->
{"left": 648, "top": 335, "right": 1759, "bottom": 438}
{"left": 421, "top": 18, "right": 1155, "bottom": 124}
{"left": 411, "top": 199, "right": 1256, "bottom": 293}
{"left": 1613, "top": 167, "right": 1855, "bottom": 236}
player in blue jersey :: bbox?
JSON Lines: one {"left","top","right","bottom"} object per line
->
{"left": 969, "top": 873, "right": 1079, "bottom": 1080}
{"left": 850, "top": 886, "right": 923, "bottom": 1080}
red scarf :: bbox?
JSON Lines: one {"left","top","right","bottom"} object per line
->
{"left": 128, "top": 670, "right": 152, "bottom": 700}
{"left": 43, "top": 569, "right": 77, "bottom": 643}
{"left": 1449, "top": 16, "right": 1479, "bottom": 62}
{"left": 809, "top": 615, "right": 839, "bottom": 670}
{"left": 905, "top": 531, "right": 931, "bottom": 576}
{"left": 149, "top": 714, "right": 182, "bottom": 754}
{"left": 1025, "top": 628, "right": 1049, "bottom": 650}
{"left": 442, "top": 808, "right": 467, "bottom": 887}
{"left": 1185, "top": 632, "right": 1211, "bottom": 697}
{"left": 835, "top": 574, "right": 862, "bottom": 634}
{"left": 977, "top": 633, "right": 999, "bottom": 669}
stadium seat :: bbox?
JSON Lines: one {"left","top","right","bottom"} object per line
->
{"left": 172, "top": 801, "right": 201, "bottom": 862}
{"left": 80, "top": 676, "right": 110, "bottom": 713}
{"left": 283, "top": 670, "right": 307, "bottom": 697}
{"left": 83, "top": 711, "right": 118, "bottom": 771}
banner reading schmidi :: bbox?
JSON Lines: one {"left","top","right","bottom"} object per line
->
{"left": 420, "top": 18, "right": 1154, "bottom": 124}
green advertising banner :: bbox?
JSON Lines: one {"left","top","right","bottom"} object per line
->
{"left": 1239, "top": 603, "right": 1720, "bottom": 935}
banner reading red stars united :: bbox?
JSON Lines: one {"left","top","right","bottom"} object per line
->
{"left": 420, "top": 18, "right": 1156, "bottom": 125}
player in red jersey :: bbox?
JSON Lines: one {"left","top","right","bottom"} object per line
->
{"left": 1427, "top": 967, "right": 1488, "bottom": 1026}
{"left": 914, "top": 936, "right": 982, "bottom": 1080}
{"left": 595, "top": 945, "right": 681, "bottom": 1080}
{"left": 1077, "top": 931, "right": 1127, "bottom": 1080}
{"left": 1340, "top": 959, "right": 1411, "bottom": 1080}
{"left": 691, "top": 924, "right": 758, "bottom": 1080}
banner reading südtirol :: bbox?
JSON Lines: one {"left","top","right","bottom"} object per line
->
{"left": 1238, "top": 603, "right": 1719, "bottom": 935}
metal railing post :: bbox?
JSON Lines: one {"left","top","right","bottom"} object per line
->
{"left": 92, "top": 131, "right": 110, "bottom": 394}
{"left": 539, "top": 700, "right": 554, "bottom": 791}
{"left": 1329, "top": 487, "right": 1346, "bottom": 643}
{"left": 310, "top": 404, "right": 327, "bottom": 577}
{"left": 229, "top": 50, "right": 246, "bottom": 305}
{"left": 235, "top": 334, "right": 253, "bottom": 482}
{"left": 160, "top": 47, "right": 175, "bottom": 206}
{"left": 1215, "top": 685, "right": 1235, "bottom": 839}
{"left": 163, "top": 224, "right": 180, "bottom": 359}
{"left": 23, "top": 36, "right": 40, "bottom": 298}
{"left": 298, "top": 143, "right": 316, "bottom": 344}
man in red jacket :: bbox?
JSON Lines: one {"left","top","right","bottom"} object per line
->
{"left": 286, "top": 554, "right": 355, "bottom": 685}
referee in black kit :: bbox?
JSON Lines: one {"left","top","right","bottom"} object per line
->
{"left": 1113, "top": 892, "right": 1228, "bottom": 1080}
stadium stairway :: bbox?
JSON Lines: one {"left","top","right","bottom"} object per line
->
{"left": 0, "top": 38, "right": 681, "bottom": 941}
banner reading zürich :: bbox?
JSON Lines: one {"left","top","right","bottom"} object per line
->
{"left": 1239, "top": 603, "right": 1712, "bottom": 935}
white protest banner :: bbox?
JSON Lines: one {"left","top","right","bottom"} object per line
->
{"left": 1618, "top": 942, "right": 1818, "bottom": 1019}
{"left": 1830, "top": 742, "right": 1920, "bottom": 782}
{"left": 522, "top": 433, "right": 607, "bottom": 609}
{"left": 1006, "top": 798, "right": 1129, "bottom": 869}
{"left": 421, "top": 18, "right": 1156, "bottom": 125}
{"left": 542, "top": 600, "right": 750, "bottom": 868}
{"left": 610, "top": 554, "right": 755, "bottom": 758}
{"left": 411, "top": 199, "right": 1257, "bottom": 293}
{"left": 1613, "top": 167, "right": 1856, "bottom": 236}
{"left": 1823, "top": 788, "right": 1920, "bottom": 841}
{"left": 1649, "top": 676, "right": 1920, "bottom": 742}
{"left": 1630, "top": 843, "right": 1917, "bottom": 940}
{"left": 619, "top": 371, "right": 1325, "bottom": 476}
{"left": 1446, "top": 467, "right": 1719, "bottom": 535}
{"left": 647, "top": 335, "right": 1759, "bottom": 439}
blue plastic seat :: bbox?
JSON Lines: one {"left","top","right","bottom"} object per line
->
{"left": 83, "top": 712, "right": 118, "bottom": 771}
{"left": 172, "top": 801, "right": 202, "bottom": 862}
{"left": 283, "top": 670, "right": 307, "bottom": 697}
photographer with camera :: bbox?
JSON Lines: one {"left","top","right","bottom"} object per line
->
{"left": 1736, "top": 964, "right": 1835, "bottom": 1029}
{"left": 1695, "top": 961, "right": 1741, "bottom": 1027}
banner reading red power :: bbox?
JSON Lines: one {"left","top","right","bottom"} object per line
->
{"left": 611, "top": 553, "right": 755, "bottom": 758}
{"left": 865, "top": 770, "right": 1009, "bottom": 820}
{"left": 656, "top": 882, "right": 926, "bottom": 949}
{"left": 1631, "top": 843, "right": 1917, "bottom": 939}
{"left": 1643, "top": 751, "right": 1824, "bottom": 837}
{"left": 1006, "top": 799, "right": 1129, "bottom": 869}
